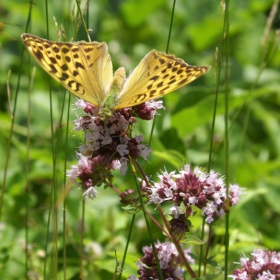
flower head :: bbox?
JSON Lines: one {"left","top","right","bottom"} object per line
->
{"left": 128, "top": 241, "right": 194, "bottom": 280}
{"left": 67, "top": 99, "right": 164, "bottom": 197}
{"left": 146, "top": 164, "right": 243, "bottom": 224}
{"left": 134, "top": 100, "right": 165, "bottom": 120}
{"left": 229, "top": 249, "right": 280, "bottom": 279}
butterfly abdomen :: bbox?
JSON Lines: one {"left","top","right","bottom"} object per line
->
{"left": 99, "top": 67, "right": 126, "bottom": 121}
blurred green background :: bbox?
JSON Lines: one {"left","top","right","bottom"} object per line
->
{"left": 0, "top": 0, "right": 280, "bottom": 279}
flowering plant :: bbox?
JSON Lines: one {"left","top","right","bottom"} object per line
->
{"left": 229, "top": 249, "right": 280, "bottom": 280}
{"left": 65, "top": 99, "right": 248, "bottom": 279}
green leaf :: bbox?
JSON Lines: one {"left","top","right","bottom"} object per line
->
{"left": 172, "top": 85, "right": 280, "bottom": 137}
{"left": 153, "top": 149, "right": 186, "bottom": 168}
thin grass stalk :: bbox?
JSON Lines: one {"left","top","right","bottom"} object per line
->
{"left": 75, "top": 0, "right": 90, "bottom": 41}
{"left": 223, "top": 0, "right": 231, "bottom": 278}
{"left": 117, "top": 215, "right": 136, "bottom": 280}
{"left": 43, "top": 4, "right": 56, "bottom": 257}
{"left": 165, "top": 0, "right": 176, "bottom": 54}
{"left": 24, "top": 66, "right": 35, "bottom": 279}
{"left": 43, "top": 0, "right": 55, "bottom": 275}
{"left": 79, "top": 201, "right": 86, "bottom": 279}
{"left": 62, "top": 94, "right": 72, "bottom": 280}
{"left": 148, "top": 0, "right": 176, "bottom": 149}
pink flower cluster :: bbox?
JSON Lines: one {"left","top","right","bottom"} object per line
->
{"left": 229, "top": 249, "right": 280, "bottom": 280}
{"left": 128, "top": 241, "right": 194, "bottom": 280}
{"left": 67, "top": 99, "right": 164, "bottom": 198}
{"left": 146, "top": 164, "right": 242, "bottom": 224}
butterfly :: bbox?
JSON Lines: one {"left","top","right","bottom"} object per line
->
{"left": 21, "top": 33, "right": 210, "bottom": 121}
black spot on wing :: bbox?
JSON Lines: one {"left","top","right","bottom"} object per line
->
{"left": 53, "top": 46, "right": 60, "bottom": 53}
{"left": 49, "top": 57, "right": 57, "bottom": 64}
{"left": 157, "top": 82, "right": 163, "bottom": 88}
{"left": 150, "top": 90, "right": 157, "bottom": 97}
{"left": 167, "top": 62, "right": 173, "bottom": 68}
{"left": 71, "top": 47, "right": 79, "bottom": 53}
{"left": 34, "top": 49, "right": 43, "bottom": 60}
{"left": 68, "top": 80, "right": 74, "bottom": 87}
{"left": 61, "top": 47, "right": 69, "bottom": 54}
{"left": 131, "top": 94, "right": 148, "bottom": 104}
{"left": 75, "top": 61, "right": 85, "bottom": 70}
{"left": 149, "top": 75, "right": 159, "bottom": 82}
{"left": 61, "top": 64, "right": 68, "bottom": 71}
{"left": 60, "top": 73, "right": 69, "bottom": 81}
{"left": 159, "top": 86, "right": 169, "bottom": 94}
{"left": 75, "top": 82, "right": 82, "bottom": 91}
{"left": 85, "top": 48, "right": 94, "bottom": 53}
{"left": 43, "top": 43, "right": 50, "bottom": 49}
{"left": 178, "top": 78, "right": 188, "bottom": 86}
{"left": 49, "top": 64, "right": 57, "bottom": 74}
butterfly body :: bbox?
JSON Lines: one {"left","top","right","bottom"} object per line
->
{"left": 21, "top": 33, "right": 210, "bottom": 121}
{"left": 99, "top": 67, "right": 126, "bottom": 120}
